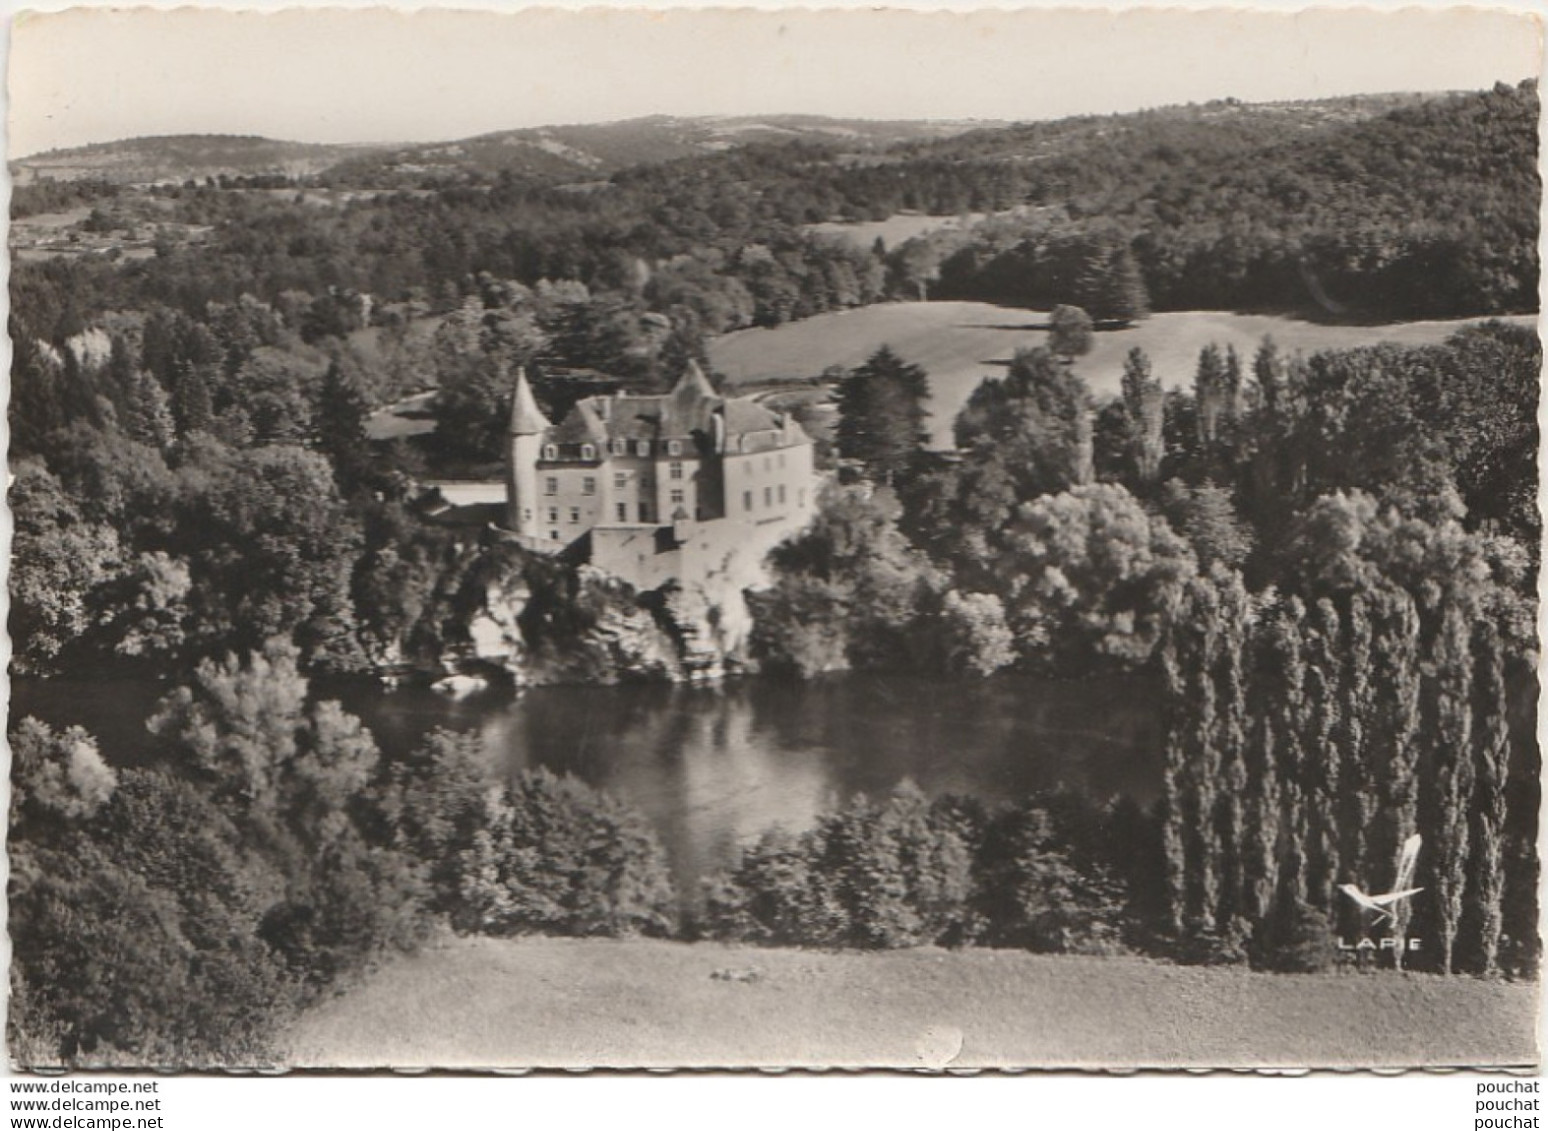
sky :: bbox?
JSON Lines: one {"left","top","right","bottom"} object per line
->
{"left": 7, "top": 4, "right": 1544, "bottom": 157}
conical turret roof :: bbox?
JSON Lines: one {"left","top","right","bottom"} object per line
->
{"left": 508, "top": 367, "right": 551, "bottom": 436}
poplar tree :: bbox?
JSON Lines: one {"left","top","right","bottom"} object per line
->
{"left": 1466, "top": 620, "right": 1509, "bottom": 975}
{"left": 1214, "top": 571, "right": 1251, "bottom": 926}
{"left": 1159, "top": 627, "right": 1190, "bottom": 937}
{"left": 1120, "top": 347, "right": 1165, "bottom": 486}
{"left": 1331, "top": 593, "right": 1372, "bottom": 907}
{"left": 1187, "top": 579, "right": 1224, "bottom": 934}
{"left": 1272, "top": 598, "right": 1311, "bottom": 909}
{"left": 1301, "top": 599, "right": 1344, "bottom": 912}
{"left": 1367, "top": 586, "right": 1422, "bottom": 962}
{"left": 1428, "top": 604, "right": 1476, "bottom": 973}
{"left": 1244, "top": 615, "right": 1284, "bottom": 925}
{"left": 1194, "top": 345, "right": 1228, "bottom": 447}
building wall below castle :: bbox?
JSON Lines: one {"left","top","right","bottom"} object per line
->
{"left": 588, "top": 490, "right": 818, "bottom": 595}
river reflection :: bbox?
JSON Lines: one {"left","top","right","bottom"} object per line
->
{"left": 388, "top": 673, "right": 1162, "bottom": 889}
{"left": 12, "top": 672, "right": 1163, "bottom": 891}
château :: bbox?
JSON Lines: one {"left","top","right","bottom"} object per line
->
{"left": 505, "top": 364, "right": 818, "bottom": 589}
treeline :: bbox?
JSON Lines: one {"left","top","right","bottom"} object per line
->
{"left": 11, "top": 177, "right": 121, "bottom": 220}
{"left": 8, "top": 645, "right": 678, "bottom": 1066}
{"left": 893, "top": 82, "right": 1540, "bottom": 319}
{"left": 6, "top": 272, "right": 743, "bottom": 677}
{"left": 765, "top": 318, "right": 1538, "bottom": 973}
{"left": 12, "top": 83, "right": 1536, "bottom": 375}
{"left": 1158, "top": 562, "right": 1534, "bottom": 976}
{"left": 704, "top": 785, "right": 1142, "bottom": 956}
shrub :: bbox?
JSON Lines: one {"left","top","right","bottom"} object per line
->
{"left": 1173, "top": 915, "right": 1254, "bottom": 967}
{"left": 975, "top": 800, "right": 1129, "bottom": 955}
{"left": 1253, "top": 902, "right": 1336, "bottom": 974}
{"left": 445, "top": 767, "right": 677, "bottom": 938}
{"left": 702, "top": 828, "right": 846, "bottom": 946}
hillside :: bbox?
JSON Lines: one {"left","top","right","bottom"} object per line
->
{"left": 11, "top": 134, "right": 370, "bottom": 185}
{"left": 322, "top": 115, "right": 1004, "bottom": 185}
{"left": 285, "top": 934, "right": 1539, "bottom": 1069}
{"left": 706, "top": 303, "right": 1534, "bottom": 447}
{"left": 12, "top": 115, "right": 1002, "bottom": 189}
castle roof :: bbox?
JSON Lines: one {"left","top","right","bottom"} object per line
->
{"left": 507, "top": 368, "right": 551, "bottom": 436}
{"left": 533, "top": 364, "right": 804, "bottom": 452}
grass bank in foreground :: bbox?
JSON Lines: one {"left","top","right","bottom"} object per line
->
{"left": 284, "top": 935, "right": 1537, "bottom": 1069}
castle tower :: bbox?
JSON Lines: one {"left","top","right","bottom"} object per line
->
{"left": 505, "top": 367, "right": 551, "bottom": 536}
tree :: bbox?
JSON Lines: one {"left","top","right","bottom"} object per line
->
{"left": 954, "top": 346, "right": 1092, "bottom": 499}
{"left": 1119, "top": 348, "right": 1165, "bottom": 486}
{"left": 167, "top": 443, "right": 363, "bottom": 666}
{"left": 1048, "top": 304, "right": 1094, "bottom": 362}
{"left": 1465, "top": 620, "right": 1510, "bottom": 974}
{"left": 995, "top": 483, "right": 1197, "bottom": 671}
{"left": 1158, "top": 479, "right": 1253, "bottom": 570}
{"left": 753, "top": 485, "right": 938, "bottom": 676}
{"left": 9, "top": 718, "right": 117, "bottom": 834}
{"left": 1089, "top": 244, "right": 1150, "bottom": 326}
{"left": 451, "top": 768, "right": 677, "bottom": 938}
{"left": 315, "top": 360, "right": 375, "bottom": 494}
{"left": 9, "top": 459, "right": 126, "bottom": 674}
{"left": 1426, "top": 604, "right": 1476, "bottom": 974}
{"left": 833, "top": 346, "right": 930, "bottom": 485}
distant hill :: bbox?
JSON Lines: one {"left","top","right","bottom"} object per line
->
{"left": 318, "top": 115, "right": 1005, "bottom": 185}
{"left": 890, "top": 91, "right": 1450, "bottom": 166}
{"left": 12, "top": 116, "right": 1004, "bottom": 188}
{"left": 11, "top": 134, "right": 373, "bottom": 186}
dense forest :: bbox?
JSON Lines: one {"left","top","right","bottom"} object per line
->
{"left": 8, "top": 82, "right": 1541, "bottom": 1065}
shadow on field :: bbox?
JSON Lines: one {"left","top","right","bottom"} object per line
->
{"left": 959, "top": 321, "right": 1050, "bottom": 332}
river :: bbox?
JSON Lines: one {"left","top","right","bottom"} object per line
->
{"left": 10, "top": 672, "right": 1162, "bottom": 891}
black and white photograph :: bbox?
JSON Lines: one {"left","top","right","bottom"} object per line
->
{"left": 4, "top": 3, "right": 1542, "bottom": 1077}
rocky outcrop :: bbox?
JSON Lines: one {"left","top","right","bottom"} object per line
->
{"left": 427, "top": 525, "right": 791, "bottom": 687}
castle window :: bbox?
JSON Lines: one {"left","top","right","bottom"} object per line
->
{"left": 667, "top": 440, "right": 682, "bottom": 456}
{"left": 743, "top": 490, "right": 753, "bottom": 512}
{"left": 612, "top": 439, "right": 627, "bottom": 455}
{"left": 582, "top": 477, "right": 596, "bottom": 496}
{"left": 669, "top": 461, "right": 684, "bottom": 481}
{"left": 614, "top": 472, "right": 628, "bottom": 489}
{"left": 542, "top": 445, "right": 558, "bottom": 461}
{"left": 547, "top": 507, "right": 559, "bottom": 524}
{"left": 639, "top": 502, "right": 651, "bottom": 523}
{"left": 778, "top": 484, "right": 787, "bottom": 505}
{"left": 617, "top": 503, "right": 627, "bottom": 522}
{"left": 580, "top": 444, "right": 596, "bottom": 461}
{"left": 670, "top": 489, "right": 685, "bottom": 506}
{"left": 569, "top": 508, "right": 581, "bottom": 524}
{"left": 636, "top": 441, "right": 650, "bottom": 457}
{"left": 550, "top": 530, "right": 559, "bottom": 541}
{"left": 764, "top": 486, "right": 773, "bottom": 507}
{"left": 544, "top": 477, "right": 558, "bottom": 496}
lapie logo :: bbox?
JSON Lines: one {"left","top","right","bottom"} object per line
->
{"left": 1337, "top": 833, "right": 1423, "bottom": 953}
{"left": 1338, "top": 833, "right": 1423, "bottom": 924}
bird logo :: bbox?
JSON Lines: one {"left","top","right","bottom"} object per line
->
{"left": 1339, "top": 833, "right": 1423, "bottom": 924}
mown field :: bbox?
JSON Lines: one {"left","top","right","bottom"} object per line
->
{"left": 706, "top": 303, "right": 1536, "bottom": 447}
{"left": 803, "top": 211, "right": 1000, "bottom": 250}
{"left": 285, "top": 935, "right": 1537, "bottom": 1070}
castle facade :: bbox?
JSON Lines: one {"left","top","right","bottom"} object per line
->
{"left": 505, "top": 364, "right": 818, "bottom": 579}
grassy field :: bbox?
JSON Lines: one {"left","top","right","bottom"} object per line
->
{"left": 804, "top": 211, "right": 997, "bottom": 250}
{"left": 284, "top": 935, "right": 1537, "bottom": 1070}
{"left": 706, "top": 303, "right": 1535, "bottom": 447}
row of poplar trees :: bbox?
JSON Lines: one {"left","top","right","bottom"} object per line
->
{"left": 1158, "top": 561, "right": 1523, "bottom": 976}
